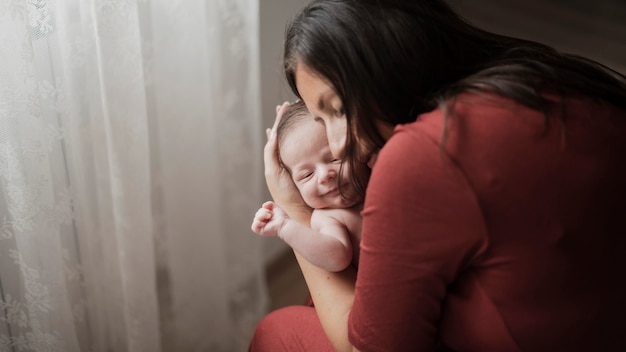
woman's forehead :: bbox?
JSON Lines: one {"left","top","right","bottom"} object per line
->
{"left": 295, "top": 64, "right": 336, "bottom": 111}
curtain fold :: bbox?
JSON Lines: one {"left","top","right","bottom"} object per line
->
{"left": 0, "top": 0, "right": 267, "bottom": 351}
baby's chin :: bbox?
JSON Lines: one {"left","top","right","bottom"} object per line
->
{"left": 332, "top": 196, "right": 362, "bottom": 209}
{"left": 310, "top": 196, "right": 361, "bottom": 210}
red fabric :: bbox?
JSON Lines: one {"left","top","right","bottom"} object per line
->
{"left": 349, "top": 93, "right": 626, "bottom": 351}
{"left": 249, "top": 306, "right": 334, "bottom": 352}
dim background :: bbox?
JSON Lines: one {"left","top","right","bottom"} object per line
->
{"left": 0, "top": 0, "right": 623, "bottom": 351}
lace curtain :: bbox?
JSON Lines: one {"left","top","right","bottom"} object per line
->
{"left": 0, "top": 0, "right": 267, "bottom": 351}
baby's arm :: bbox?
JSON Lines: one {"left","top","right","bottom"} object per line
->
{"left": 251, "top": 201, "right": 352, "bottom": 272}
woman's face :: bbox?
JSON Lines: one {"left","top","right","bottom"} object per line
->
{"left": 294, "top": 64, "right": 394, "bottom": 165}
{"left": 295, "top": 64, "right": 349, "bottom": 159}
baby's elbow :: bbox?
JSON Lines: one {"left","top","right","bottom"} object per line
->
{"left": 327, "top": 252, "right": 352, "bottom": 272}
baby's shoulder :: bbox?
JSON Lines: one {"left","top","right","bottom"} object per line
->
{"left": 313, "top": 206, "right": 360, "bottom": 220}
{"left": 311, "top": 208, "right": 344, "bottom": 223}
{"left": 311, "top": 206, "right": 362, "bottom": 232}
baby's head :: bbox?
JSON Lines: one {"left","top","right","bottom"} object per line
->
{"left": 276, "top": 101, "right": 312, "bottom": 157}
{"left": 277, "top": 101, "right": 367, "bottom": 209}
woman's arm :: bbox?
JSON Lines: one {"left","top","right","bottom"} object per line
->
{"left": 264, "top": 103, "right": 359, "bottom": 352}
{"left": 294, "top": 252, "right": 358, "bottom": 352}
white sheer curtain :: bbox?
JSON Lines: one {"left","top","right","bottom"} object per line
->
{"left": 0, "top": 0, "right": 267, "bottom": 351}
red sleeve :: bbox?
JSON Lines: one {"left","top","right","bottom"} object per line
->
{"left": 348, "top": 120, "right": 489, "bottom": 351}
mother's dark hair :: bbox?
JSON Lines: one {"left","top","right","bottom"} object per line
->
{"left": 283, "top": 0, "right": 626, "bottom": 196}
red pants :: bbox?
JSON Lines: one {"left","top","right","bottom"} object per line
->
{"left": 248, "top": 305, "right": 335, "bottom": 351}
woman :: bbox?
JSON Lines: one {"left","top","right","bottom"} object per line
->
{"left": 252, "top": 0, "right": 626, "bottom": 351}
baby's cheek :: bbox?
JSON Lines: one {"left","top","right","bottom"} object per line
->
{"left": 298, "top": 186, "right": 313, "bottom": 203}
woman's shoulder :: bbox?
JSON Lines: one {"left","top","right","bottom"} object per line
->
{"left": 374, "top": 91, "right": 626, "bottom": 201}
{"left": 393, "top": 91, "right": 625, "bottom": 149}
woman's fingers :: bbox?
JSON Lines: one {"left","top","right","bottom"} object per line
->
{"left": 263, "top": 103, "right": 289, "bottom": 174}
{"left": 264, "top": 102, "right": 293, "bottom": 186}
{"left": 266, "top": 102, "right": 290, "bottom": 141}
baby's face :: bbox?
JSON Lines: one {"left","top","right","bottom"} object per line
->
{"left": 280, "top": 118, "right": 363, "bottom": 209}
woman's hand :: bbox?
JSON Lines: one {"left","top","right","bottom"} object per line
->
{"left": 265, "top": 102, "right": 313, "bottom": 223}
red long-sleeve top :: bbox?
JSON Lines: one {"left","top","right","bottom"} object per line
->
{"left": 349, "top": 93, "right": 626, "bottom": 352}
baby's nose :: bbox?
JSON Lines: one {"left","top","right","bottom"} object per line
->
{"left": 319, "top": 167, "right": 336, "bottom": 184}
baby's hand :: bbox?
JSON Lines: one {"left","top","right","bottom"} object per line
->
{"left": 251, "top": 201, "right": 289, "bottom": 237}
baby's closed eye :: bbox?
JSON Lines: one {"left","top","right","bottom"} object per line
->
{"left": 298, "top": 171, "right": 314, "bottom": 181}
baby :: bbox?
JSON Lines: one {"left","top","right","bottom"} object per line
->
{"left": 251, "top": 101, "right": 369, "bottom": 271}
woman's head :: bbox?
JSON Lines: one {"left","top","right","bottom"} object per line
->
{"left": 284, "top": 0, "right": 475, "bottom": 121}
{"left": 284, "top": 0, "right": 500, "bottom": 195}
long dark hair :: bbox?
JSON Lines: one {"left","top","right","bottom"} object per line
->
{"left": 283, "top": 0, "right": 626, "bottom": 197}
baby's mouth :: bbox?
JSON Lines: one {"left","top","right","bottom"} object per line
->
{"left": 324, "top": 188, "right": 339, "bottom": 196}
